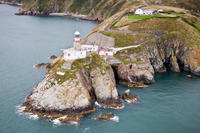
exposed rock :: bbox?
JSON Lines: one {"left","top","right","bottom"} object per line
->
{"left": 117, "top": 63, "right": 155, "bottom": 84}
{"left": 96, "top": 112, "right": 114, "bottom": 120}
{"left": 119, "top": 81, "right": 149, "bottom": 88}
{"left": 186, "top": 74, "right": 193, "bottom": 79}
{"left": 24, "top": 68, "right": 95, "bottom": 117}
{"left": 113, "top": 50, "right": 155, "bottom": 84}
{"left": 83, "top": 32, "right": 115, "bottom": 48}
{"left": 49, "top": 55, "right": 57, "bottom": 60}
{"left": 61, "top": 62, "right": 72, "bottom": 70}
{"left": 58, "top": 115, "right": 81, "bottom": 123}
{"left": 122, "top": 89, "right": 139, "bottom": 103}
{"left": 170, "top": 49, "right": 180, "bottom": 72}
{"left": 146, "top": 39, "right": 200, "bottom": 76}
{"left": 15, "top": 8, "right": 48, "bottom": 16}
{"left": 90, "top": 67, "right": 123, "bottom": 108}
{"left": 34, "top": 63, "right": 50, "bottom": 69}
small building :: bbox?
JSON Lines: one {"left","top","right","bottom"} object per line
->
{"left": 63, "top": 48, "right": 86, "bottom": 60}
{"left": 135, "top": 8, "right": 158, "bottom": 15}
{"left": 81, "top": 45, "right": 99, "bottom": 52}
{"left": 99, "top": 50, "right": 114, "bottom": 57}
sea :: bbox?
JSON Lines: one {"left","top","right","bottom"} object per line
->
{"left": 0, "top": 4, "right": 200, "bottom": 133}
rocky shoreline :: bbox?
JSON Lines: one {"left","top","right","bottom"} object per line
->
{"left": 0, "top": 1, "right": 22, "bottom": 6}
{"left": 14, "top": 8, "right": 104, "bottom": 22}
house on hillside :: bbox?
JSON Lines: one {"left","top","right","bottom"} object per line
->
{"left": 135, "top": 8, "right": 160, "bottom": 15}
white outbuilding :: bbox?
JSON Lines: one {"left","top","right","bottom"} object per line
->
{"left": 63, "top": 48, "right": 86, "bottom": 60}
{"left": 135, "top": 8, "right": 158, "bottom": 15}
{"left": 99, "top": 50, "right": 114, "bottom": 57}
{"left": 81, "top": 45, "right": 99, "bottom": 52}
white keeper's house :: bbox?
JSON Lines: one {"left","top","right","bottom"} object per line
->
{"left": 135, "top": 8, "right": 161, "bottom": 15}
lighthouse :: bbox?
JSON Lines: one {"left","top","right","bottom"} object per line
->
{"left": 73, "top": 31, "right": 81, "bottom": 50}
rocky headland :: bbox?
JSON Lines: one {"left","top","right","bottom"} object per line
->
{"left": 19, "top": 2, "right": 200, "bottom": 124}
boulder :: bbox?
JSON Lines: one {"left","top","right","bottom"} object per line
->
{"left": 97, "top": 112, "right": 115, "bottom": 120}
{"left": 49, "top": 55, "right": 57, "bottom": 60}
{"left": 122, "top": 89, "right": 139, "bottom": 103}
{"left": 186, "top": 74, "right": 193, "bottom": 79}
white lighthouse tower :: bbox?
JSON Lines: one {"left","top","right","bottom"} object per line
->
{"left": 73, "top": 31, "right": 81, "bottom": 50}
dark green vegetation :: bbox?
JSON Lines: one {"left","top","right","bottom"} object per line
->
{"left": 51, "top": 54, "right": 110, "bottom": 84}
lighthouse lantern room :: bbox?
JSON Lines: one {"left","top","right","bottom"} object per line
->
{"left": 73, "top": 31, "right": 82, "bottom": 50}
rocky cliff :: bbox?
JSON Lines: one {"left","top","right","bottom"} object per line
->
{"left": 23, "top": 54, "right": 123, "bottom": 122}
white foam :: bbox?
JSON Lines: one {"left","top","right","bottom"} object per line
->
{"left": 52, "top": 118, "right": 62, "bottom": 125}
{"left": 125, "top": 98, "right": 140, "bottom": 104}
{"left": 28, "top": 114, "right": 39, "bottom": 120}
{"left": 52, "top": 116, "right": 79, "bottom": 126}
{"left": 95, "top": 101, "right": 125, "bottom": 109}
{"left": 83, "top": 127, "right": 90, "bottom": 133}
{"left": 110, "top": 116, "right": 119, "bottom": 122}
{"left": 68, "top": 121, "right": 79, "bottom": 126}
{"left": 16, "top": 105, "right": 25, "bottom": 115}
{"left": 16, "top": 105, "right": 39, "bottom": 120}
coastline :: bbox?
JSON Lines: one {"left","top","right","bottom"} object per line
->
{"left": 0, "top": 0, "right": 22, "bottom": 6}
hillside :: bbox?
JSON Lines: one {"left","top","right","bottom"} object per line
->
{"left": 148, "top": 0, "right": 200, "bottom": 16}
{"left": 2, "top": 0, "right": 200, "bottom": 18}
{"left": 84, "top": 6, "right": 200, "bottom": 85}
{"left": 12, "top": 0, "right": 142, "bottom": 19}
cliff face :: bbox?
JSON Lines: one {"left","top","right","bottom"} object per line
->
{"left": 90, "top": 67, "right": 123, "bottom": 108}
{"left": 148, "top": 38, "right": 200, "bottom": 75}
{"left": 24, "top": 68, "right": 95, "bottom": 115}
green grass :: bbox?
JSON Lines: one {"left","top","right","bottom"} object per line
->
{"left": 181, "top": 17, "right": 200, "bottom": 33}
{"left": 128, "top": 14, "right": 171, "bottom": 21}
{"left": 100, "top": 31, "right": 153, "bottom": 48}
{"left": 51, "top": 54, "right": 110, "bottom": 85}
{"left": 114, "top": 46, "right": 144, "bottom": 65}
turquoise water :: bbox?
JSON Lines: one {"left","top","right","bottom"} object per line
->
{"left": 1, "top": 4, "right": 200, "bottom": 133}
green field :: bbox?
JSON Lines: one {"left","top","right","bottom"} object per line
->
{"left": 128, "top": 15, "right": 170, "bottom": 20}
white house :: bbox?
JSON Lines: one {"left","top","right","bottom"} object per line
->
{"left": 63, "top": 48, "right": 86, "bottom": 60}
{"left": 135, "top": 8, "right": 158, "bottom": 15}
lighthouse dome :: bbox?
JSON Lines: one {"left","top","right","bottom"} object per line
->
{"left": 74, "top": 31, "right": 80, "bottom": 36}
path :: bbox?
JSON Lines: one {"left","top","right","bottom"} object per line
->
{"left": 143, "top": 0, "right": 150, "bottom": 6}
{"left": 104, "top": 9, "right": 168, "bottom": 53}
